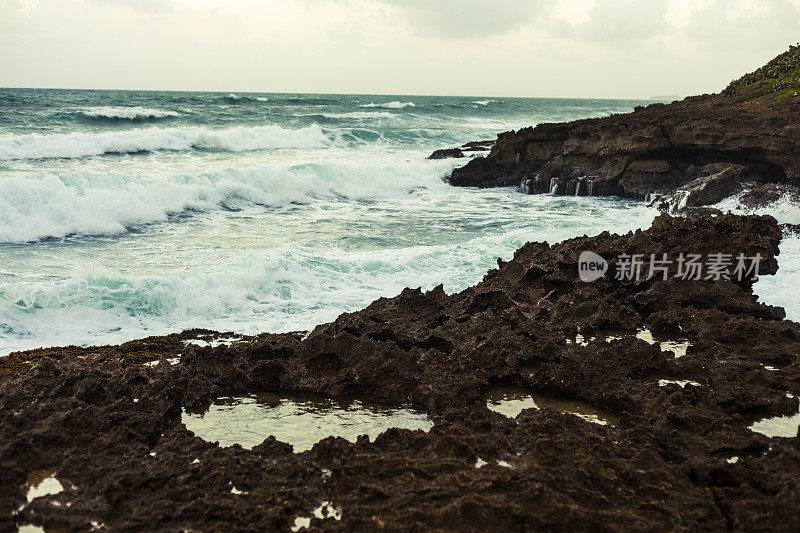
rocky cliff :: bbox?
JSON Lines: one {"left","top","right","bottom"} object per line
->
{"left": 446, "top": 45, "right": 800, "bottom": 211}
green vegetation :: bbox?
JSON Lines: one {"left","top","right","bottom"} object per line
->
{"left": 724, "top": 44, "right": 800, "bottom": 101}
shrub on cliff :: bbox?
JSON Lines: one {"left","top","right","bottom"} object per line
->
{"left": 724, "top": 44, "right": 800, "bottom": 101}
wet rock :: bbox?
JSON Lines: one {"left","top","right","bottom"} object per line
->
{"left": 1, "top": 214, "right": 799, "bottom": 531}
{"left": 447, "top": 47, "right": 800, "bottom": 202}
{"left": 781, "top": 223, "right": 800, "bottom": 237}
{"left": 461, "top": 140, "right": 495, "bottom": 152}
{"left": 428, "top": 148, "right": 464, "bottom": 160}
{"left": 428, "top": 141, "right": 495, "bottom": 161}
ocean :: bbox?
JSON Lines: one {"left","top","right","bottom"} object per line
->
{"left": 0, "top": 89, "right": 797, "bottom": 356}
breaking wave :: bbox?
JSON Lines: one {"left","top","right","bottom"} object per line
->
{"left": 360, "top": 101, "right": 415, "bottom": 109}
{"left": 0, "top": 124, "right": 333, "bottom": 161}
{"left": 715, "top": 193, "right": 800, "bottom": 322}
{"left": 0, "top": 227, "right": 534, "bottom": 355}
{"left": 0, "top": 158, "right": 454, "bottom": 243}
{"left": 79, "top": 107, "right": 181, "bottom": 120}
{"left": 223, "top": 94, "right": 270, "bottom": 103}
{"left": 305, "top": 111, "right": 396, "bottom": 120}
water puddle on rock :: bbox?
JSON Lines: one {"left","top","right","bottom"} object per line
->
{"left": 569, "top": 329, "right": 691, "bottom": 358}
{"left": 748, "top": 393, "right": 800, "bottom": 438}
{"left": 485, "top": 387, "right": 618, "bottom": 426}
{"left": 291, "top": 501, "right": 343, "bottom": 531}
{"left": 658, "top": 379, "right": 701, "bottom": 388}
{"left": 183, "top": 336, "right": 243, "bottom": 349}
{"left": 17, "top": 468, "right": 70, "bottom": 532}
{"left": 182, "top": 393, "right": 433, "bottom": 453}
{"left": 23, "top": 469, "right": 64, "bottom": 503}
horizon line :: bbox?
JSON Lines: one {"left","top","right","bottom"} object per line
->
{"left": 0, "top": 85, "right": 683, "bottom": 102}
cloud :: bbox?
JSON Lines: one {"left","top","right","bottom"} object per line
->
{"left": 684, "top": 0, "right": 800, "bottom": 42}
{"left": 378, "top": 0, "right": 552, "bottom": 38}
{"left": 86, "top": 0, "right": 173, "bottom": 12}
{"left": 1, "top": 0, "right": 800, "bottom": 98}
{"left": 552, "top": 0, "right": 669, "bottom": 42}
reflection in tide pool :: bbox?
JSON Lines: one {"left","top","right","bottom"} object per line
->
{"left": 485, "top": 387, "right": 618, "bottom": 426}
{"left": 182, "top": 393, "right": 433, "bottom": 452}
{"left": 23, "top": 469, "right": 64, "bottom": 503}
{"left": 748, "top": 393, "right": 800, "bottom": 438}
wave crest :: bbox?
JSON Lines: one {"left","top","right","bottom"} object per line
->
{"left": 79, "top": 107, "right": 181, "bottom": 120}
{"left": 0, "top": 158, "right": 455, "bottom": 243}
{"left": 360, "top": 101, "right": 415, "bottom": 109}
{"left": 0, "top": 124, "right": 332, "bottom": 161}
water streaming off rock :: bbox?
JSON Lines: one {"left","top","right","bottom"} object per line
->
{"left": 485, "top": 387, "right": 618, "bottom": 426}
{"left": 182, "top": 393, "right": 433, "bottom": 452}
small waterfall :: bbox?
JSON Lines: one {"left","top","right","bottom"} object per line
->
{"left": 518, "top": 179, "right": 530, "bottom": 194}
{"left": 667, "top": 190, "right": 690, "bottom": 214}
{"left": 549, "top": 178, "right": 559, "bottom": 194}
{"left": 587, "top": 180, "right": 594, "bottom": 196}
{"left": 574, "top": 181, "right": 581, "bottom": 197}
{"left": 677, "top": 191, "right": 690, "bottom": 210}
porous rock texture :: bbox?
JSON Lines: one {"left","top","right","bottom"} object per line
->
{"left": 1, "top": 214, "right": 799, "bottom": 531}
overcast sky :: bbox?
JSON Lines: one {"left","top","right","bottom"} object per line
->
{"left": 1, "top": 0, "right": 799, "bottom": 98}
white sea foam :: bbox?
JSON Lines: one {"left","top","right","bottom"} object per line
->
{"left": 472, "top": 100, "right": 495, "bottom": 106}
{"left": 0, "top": 158, "right": 452, "bottom": 243}
{"left": 80, "top": 107, "right": 181, "bottom": 120}
{"left": 0, "top": 230, "right": 529, "bottom": 353}
{"left": 360, "top": 101, "right": 415, "bottom": 109}
{"left": 0, "top": 225, "right": 614, "bottom": 355}
{"left": 0, "top": 196, "right": 657, "bottom": 355}
{"left": 316, "top": 111, "right": 396, "bottom": 120}
{"left": 0, "top": 124, "right": 332, "bottom": 160}
{"left": 714, "top": 193, "right": 800, "bottom": 321}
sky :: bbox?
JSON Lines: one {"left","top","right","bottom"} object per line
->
{"left": 1, "top": 0, "right": 799, "bottom": 99}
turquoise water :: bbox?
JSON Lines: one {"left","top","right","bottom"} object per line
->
{"left": 0, "top": 89, "right": 685, "bottom": 354}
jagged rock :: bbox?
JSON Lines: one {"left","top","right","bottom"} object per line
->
{"left": 781, "top": 223, "right": 800, "bottom": 237}
{"left": 428, "top": 148, "right": 464, "bottom": 159}
{"left": 1, "top": 214, "right": 798, "bottom": 531}
{"left": 461, "top": 140, "right": 495, "bottom": 152}
{"left": 428, "top": 141, "right": 496, "bottom": 160}
{"left": 447, "top": 47, "right": 800, "bottom": 202}
{"left": 653, "top": 164, "right": 751, "bottom": 214}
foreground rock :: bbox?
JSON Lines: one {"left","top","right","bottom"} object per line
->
{"left": 447, "top": 46, "right": 800, "bottom": 211}
{"left": 2, "top": 214, "right": 799, "bottom": 531}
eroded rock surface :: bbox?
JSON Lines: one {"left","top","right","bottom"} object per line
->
{"left": 446, "top": 46, "right": 800, "bottom": 210}
{"left": 1, "top": 215, "right": 799, "bottom": 531}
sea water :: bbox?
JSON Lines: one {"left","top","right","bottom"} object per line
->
{"left": 0, "top": 89, "right": 795, "bottom": 355}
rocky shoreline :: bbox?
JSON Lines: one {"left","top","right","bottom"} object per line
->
{"left": 438, "top": 46, "right": 800, "bottom": 214}
{"left": 3, "top": 46, "right": 800, "bottom": 533}
{"left": 2, "top": 213, "right": 799, "bottom": 531}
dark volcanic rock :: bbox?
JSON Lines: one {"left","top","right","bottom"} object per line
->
{"left": 461, "top": 140, "right": 495, "bottom": 152}
{"left": 446, "top": 47, "right": 800, "bottom": 207}
{"left": 2, "top": 214, "right": 799, "bottom": 531}
{"left": 428, "top": 148, "right": 464, "bottom": 159}
{"left": 428, "top": 141, "right": 495, "bottom": 160}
